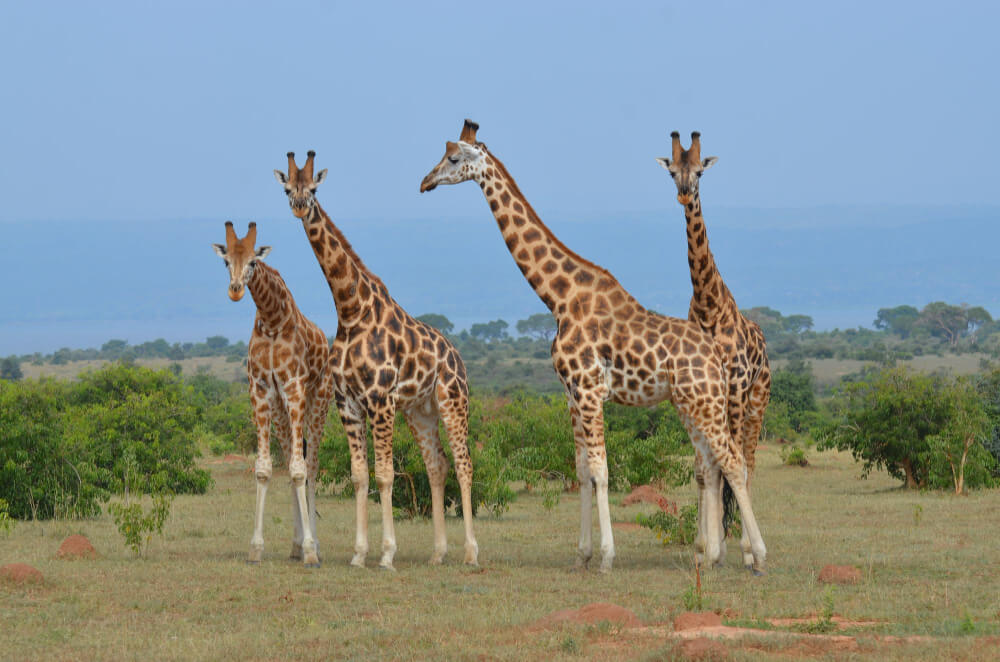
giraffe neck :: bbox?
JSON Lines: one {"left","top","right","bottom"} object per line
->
{"left": 475, "top": 149, "right": 635, "bottom": 315}
{"left": 301, "top": 202, "right": 378, "bottom": 326}
{"left": 684, "top": 192, "right": 733, "bottom": 326}
{"left": 247, "top": 263, "right": 294, "bottom": 335}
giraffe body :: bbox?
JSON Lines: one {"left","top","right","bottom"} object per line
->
{"left": 275, "top": 153, "right": 478, "bottom": 570}
{"left": 213, "top": 222, "right": 332, "bottom": 567}
{"left": 657, "top": 132, "right": 772, "bottom": 571}
{"left": 421, "top": 121, "right": 767, "bottom": 573}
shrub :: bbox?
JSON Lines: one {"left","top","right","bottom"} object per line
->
{"left": 635, "top": 504, "right": 698, "bottom": 545}
{"left": 819, "top": 367, "right": 995, "bottom": 490}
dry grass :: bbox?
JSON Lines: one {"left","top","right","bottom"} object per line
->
{"left": 19, "top": 356, "right": 245, "bottom": 382}
{"left": 774, "top": 353, "right": 992, "bottom": 387}
{"left": 3, "top": 447, "right": 999, "bottom": 661}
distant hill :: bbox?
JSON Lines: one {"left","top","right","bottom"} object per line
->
{"left": 3, "top": 205, "right": 998, "bottom": 354}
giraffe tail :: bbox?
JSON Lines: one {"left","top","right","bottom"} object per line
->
{"left": 721, "top": 478, "right": 737, "bottom": 537}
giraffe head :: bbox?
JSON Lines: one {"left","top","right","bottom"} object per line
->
{"left": 419, "top": 119, "right": 488, "bottom": 192}
{"left": 656, "top": 132, "right": 718, "bottom": 206}
{"left": 274, "top": 151, "right": 328, "bottom": 218}
{"left": 212, "top": 222, "right": 272, "bottom": 301}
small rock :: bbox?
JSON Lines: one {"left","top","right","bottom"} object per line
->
{"left": 57, "top": 534, "right": 98, "bottom": 560}
{"left": 818, "top": 564, "right": 861, "bottom": 585}
{"left": 1, "top": 563, "right": 43, "bottom": 585}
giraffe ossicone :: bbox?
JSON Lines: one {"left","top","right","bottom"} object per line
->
{"left": 420, "top": 120, "right": 767, "bottom": 574}
{"left": 213, "top": 221, "right": 332, "bottom": 568}
{"left": 276, "top": 151, "right": 479, "bottom": 570}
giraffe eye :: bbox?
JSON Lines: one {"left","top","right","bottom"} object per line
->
{"left": 448, "top": 156, "right": 459, "bottom": 164}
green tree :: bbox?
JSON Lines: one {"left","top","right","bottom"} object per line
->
{"left": 874, "top": 305, "right": 920, "bottom": 338}
{"left": 205, "top": 335, "right": 230, "bottom": 351}
{"left": 516, "top": 312, "right": 558, "bottom": 341}
{"left": 916, "top": 302, "right": 969, "bottom": 346}
{"left": 782, "top": 314, "right": 814, "bottom": 334}
{"left": 416, "top": 313, "right": 454, "bottom": 335}
{"left": 470, "top": 319, "right": 509, "bottom": 343}
{"left": 925, "top": 377, "right": 995, "bottom": 494}
{"left": 0, "top": 357, "right": 23, "bottom": 381}
{"left": 820, "top": 367, "right": 954, "bottom": 489}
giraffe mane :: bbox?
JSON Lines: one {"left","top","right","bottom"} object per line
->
{"left": 484, "top": 147, "right": 641, "bottom": 306}
{"left": 313, "top": 201, "right": 387, "bottom": 290}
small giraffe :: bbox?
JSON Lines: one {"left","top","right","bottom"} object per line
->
{"left": 274, "top": 152, "right": 478, "bottom": 570}
{"left": 212, "top": 221, "right": 332, "bottom": 567}
{"left": 656, "top": 132, "right": 771, "bottom": 571}
{"left": 420, "top": 120, "right": 767, "bottom": 573}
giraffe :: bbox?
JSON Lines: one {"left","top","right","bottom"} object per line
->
{"left": 212, "top": 221, "right": 332, "bottom": 567}
{"left": 420, "top": 120, "right": 767, "bottom": 574}
{"left": 273, "top": 151, "right": 478, "bottom": 570}
{"left": 656, "top": 132, "right": 771, "bottom": 572}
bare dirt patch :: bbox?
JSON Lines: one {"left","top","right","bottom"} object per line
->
{"left": 672, "top": 637, "right": 729, "bottom": 661}
{"left": 674, "top": 611, "right": 722, "bottom": 631}
{"left": 622, "top": 485, "right": 677, "bottom": 514}
{"left": 1, "top": 563, "right": 43, "bottom": 585}
{"left": 768, "top": 615, "right": 881, "bottom": 630}
{"left": 56, "top": 534, "right": 98, "bottom": 560}
{"left": 532, "top": 602, "right": 643, "bottom": 630}
{"left": 817, "top": 564, "right": 862, "bottom": 585}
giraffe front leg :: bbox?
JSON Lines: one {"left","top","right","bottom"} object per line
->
{"left": 370, "top": 400, "right": 398, "bottom": 570}
{"left": 283, "top": 380, "right": 319, "bottom": 568}
{"left": 249, "top": 387, "right": 273, "bottom": 565}
{"left": 576, "top": 391, "right": 614, "bottom": 573}
{"left": 272, "top": 404, "right": 304, "bottom": 560}
{"left": 568, "top": 403, "right": 593, "bottom": 568}
{"left": 337, "top": 394, "right": 370, "bottom": 568}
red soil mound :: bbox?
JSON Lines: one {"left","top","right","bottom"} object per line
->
{"left": 622, "top": 485, "right": 678, "bottom": 514}
{"left": 817, "top": 565, "right": 862, "bottom": 585}
{"left": 674, "top": 611, "right": 723, "bottom": 631}
{"left": 673, "top": 637, "right": 729, "bottom": 661}
{"left": 534, "top": 603, "right": 642, "bottom": 629}
{"left": 1, "top": 563, "right": 43, "bottom": 585}
{"left": 57, "top": 534, "right": 98, "bottom": 560}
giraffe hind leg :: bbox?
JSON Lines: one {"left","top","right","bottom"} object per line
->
{"left": 436, "top": 375, "right": 478, "bottom": 566}
{"left": 739, "top": 371, "right": 770, "bottom": 571}
{"left": 404, "top": 402, "right": 450, "bottom": 565}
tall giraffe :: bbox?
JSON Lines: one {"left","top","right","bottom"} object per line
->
{"left": 212, "top": 221, "right": 331, "bottom": 567}
{"left": 656, "top": 132, "right": 771, "bottom": 571}
{"left": 420, "top": 120, "right": 766, "bottom": 573}
{"left": 274, "top": 152, "right": 478, "bottom": 569}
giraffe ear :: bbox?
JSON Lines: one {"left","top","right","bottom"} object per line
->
{"left": 313, "top": 168, "right": 328, "bottom": 185}
{"left": 701, "top": 156, "right": 719, "bottom": 170}
{"left": 655, "top": 157, "right": 672, "bottom": 170}
{"left": 273, "top": 170, "right": 289, "bottom": 185}
{"left": 212, "top": 244, "right": 227, "bottom": 258}
{"left": 254, "top": 246, "right": 272, "bottom": 260}
{"left": 456, "top": 141, "right": 480, "bottom": 159}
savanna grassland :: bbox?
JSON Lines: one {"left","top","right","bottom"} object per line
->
{"left": 3, "top": 445, "right": 999, "bottom": 661}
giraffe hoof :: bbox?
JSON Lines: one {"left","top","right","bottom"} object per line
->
{"left": 746, "top": 564, "right": 766, "bottom": 577}
{"left": 246, "top": 559, "right": 261, "bottom": 566}
{"left": 429, "top": 555, "right": 444, "bottom": 566}
{"left": 378, "top": 563, "right": 397, "bottom": 572}
{"left": 304, "top": 561, "right": 321, "bottom": 569}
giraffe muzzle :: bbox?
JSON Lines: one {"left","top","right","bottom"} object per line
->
{"left": 228, "top": 285, "right": 245, "bottom": 301}
{"left": 419, "top": 175, "right": 437, "bottom": 193}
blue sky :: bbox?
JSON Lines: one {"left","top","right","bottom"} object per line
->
{"left": 2, "top": 1, "right": 998, "bottom": 222}
{"left": 1, "top": 2, "right": 999, "bottom": 354}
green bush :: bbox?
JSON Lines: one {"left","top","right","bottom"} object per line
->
{"left": 0, "top": 364, "right": 211, "bottom": 520}
{"left": 819, "top": 367, "right": 995, "bottom": 490}
{"left": 635, "top": 504, "right": 698, "bottom": 545}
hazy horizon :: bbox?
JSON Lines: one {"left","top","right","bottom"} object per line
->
{"left": 2, "top": 2, "right": 998, "bottom": 356}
